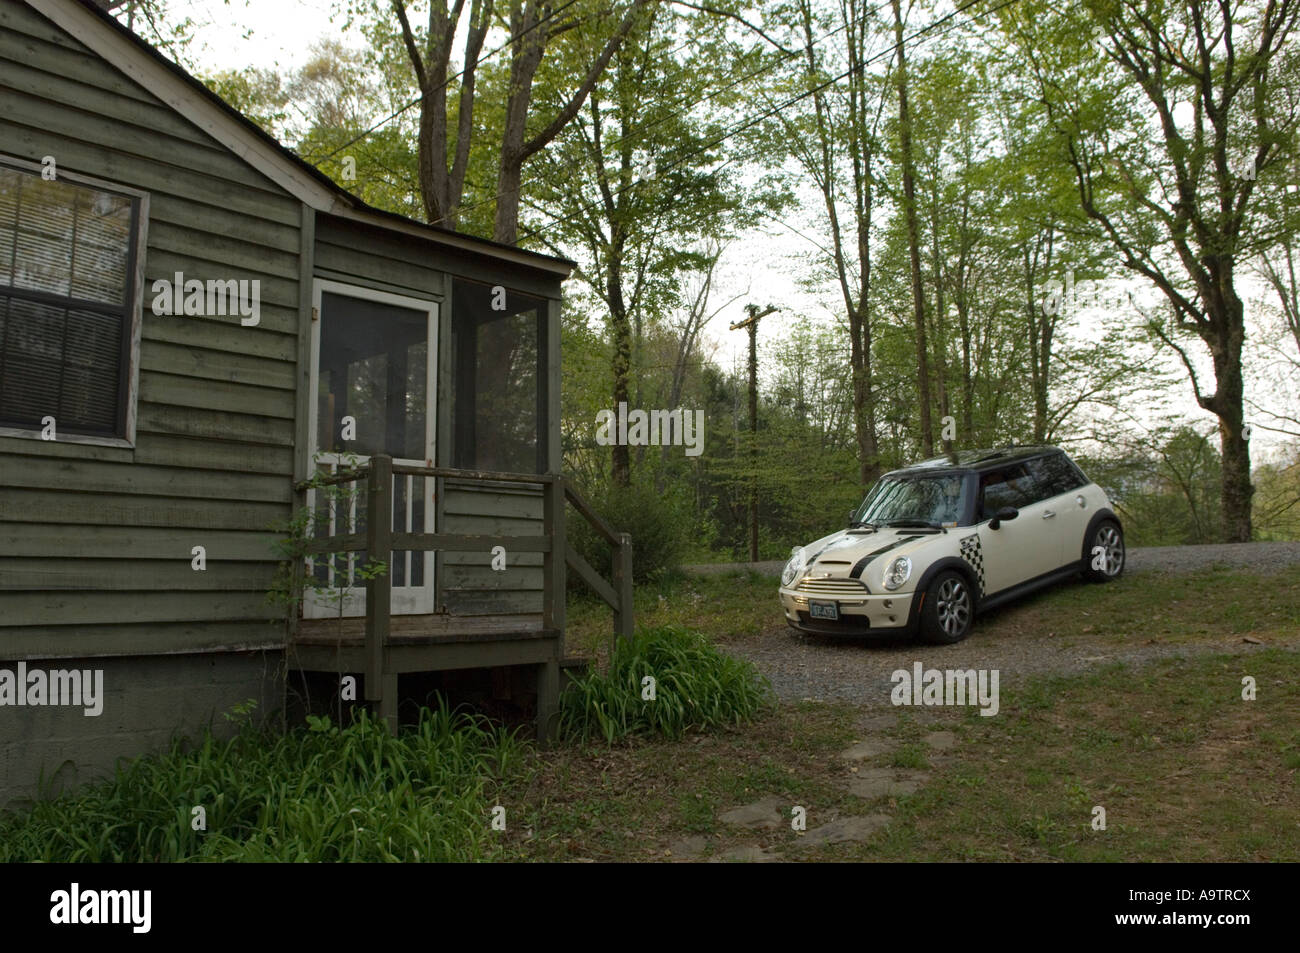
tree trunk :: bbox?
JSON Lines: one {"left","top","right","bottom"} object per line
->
{"left": 892, "top": 0, "right": 932, "bottom": 456}
{"left": 609, "top": 251, "right": 632, "bottom": 488}
{"left": 1202, "top": 297, "right": 1253, "bottom": 542}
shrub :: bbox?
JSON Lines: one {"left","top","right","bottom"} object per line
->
{"left": 0, "top": 701, "right": 526, "bottom": 862}
{"left": 557, "top": 624, "right": 774, "bottom": 743}
{"left": 568, "top": 479, "right": 692, "bottom": 586}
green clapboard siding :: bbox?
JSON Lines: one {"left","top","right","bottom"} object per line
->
{"left": 1, "top": 591, "right": 282, "bottom": 628}
{"left": 0, "top": 558, "right": 278, "bottom": 591}
{"left": 0, "top": 456, "right": 291, "bottom": 502}
{"left": 0, "top": 622, "right": 283, "bottom": 660}
{"left": 141, "top": 341, "right": 298, "bottom": 390}
{"left": 142, "top": 309, "right": 299, "bottom": 363}
{"left": 0, "top": 489, "right": 288, "bottom": 531}
{"left": 443, "top": 590, "right": 542, "bottom": 615}
{"left": 1, "top": 1, "right": 570, "bottom": 661}
{"left": 0, "top": 1, "right": 301, "bottom": 658}
{"left": 1, "top": 524, "right": 280, "bottom": 561}
{"left": 439, "top": 485, "right": 545, "bottom": 602}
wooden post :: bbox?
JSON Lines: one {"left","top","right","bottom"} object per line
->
{"left": 364, "top": 454, "right": 393, "bottom": 733}
{"left": 379, "top": 673, "right": 399, "bottom": 736}
{"left": 540, "top": 475, "right": 566, "bottom": 745}
{"left": 535, "top": 656, "right": 559, "bottom": 745}
{"left": 613, "top": 531, "right": 634, "bottom": 645}
{"left": 543, "top": 476, "right": 566, "bottom": 638}
{"left": 731, "top": 305, "right": 777, "bottom": 564}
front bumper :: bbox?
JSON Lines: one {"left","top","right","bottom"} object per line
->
{"left": 778, "top": 584, "right": 918, "bottom": 638}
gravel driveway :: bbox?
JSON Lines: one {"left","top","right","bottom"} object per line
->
{"left": 687, "top": 542, "right": 1300, "bottom": 706}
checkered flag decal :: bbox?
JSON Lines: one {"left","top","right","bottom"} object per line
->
{"left": 959, "top": 533, "right": 985, "bottom": 596}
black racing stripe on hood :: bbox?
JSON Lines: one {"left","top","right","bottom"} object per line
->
{"left": 804, "top": 537, "right": 847, "bottom": 567}
{"left": 849, "top": 535, "right": 922, "bottom": 579}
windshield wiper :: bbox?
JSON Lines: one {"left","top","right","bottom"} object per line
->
{"left": 882, "top": 518, "right": 941, "bottom": 529}
{"left": 848, "top": 520, "right": 878, "bottom": 530}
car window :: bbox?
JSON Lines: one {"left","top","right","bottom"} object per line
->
{"left": 979, "top": 464, "right": 1036, "bottom": 518}
{"left": 857, "top": 474, "right": 968, "bottom": 526}
{"left": 1025, "top": 453, "right": 1087, "bottom": 500}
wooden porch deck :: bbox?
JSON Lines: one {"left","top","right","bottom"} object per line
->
{"left": 291, "top": 613, "right": 560, "bottom": 672}
{"left": 285, "top": 457, "right": 633, "bottom": 742}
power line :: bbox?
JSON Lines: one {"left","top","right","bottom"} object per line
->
{"left": 451, "top": 0, "right": 904, "bottom": 222}
{"left": 521, "top": 0, "right": 1017, "bottom": 242}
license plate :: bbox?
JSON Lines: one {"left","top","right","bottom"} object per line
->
{"left": 809, "top": 600, "right": 839, "bottom": 620}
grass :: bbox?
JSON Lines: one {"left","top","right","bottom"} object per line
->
{"left": 557, "top": 624, "right": 774, "bottom": 743}
{"left": 0, "top": 702, "right": 527, "bottom": 862}
{"left": 566, "top": 568, "right": 779, "bottom": 659}
{"left": 983, "top": 564, "right": 1300, "bottom": 646}
{"left": 5, "top": 562, "right": 1294, "bottom": 863}
{"left": 867, "top": 648, "right": 1300, "bottom": 862}
{"left": 569, "top": 563, "right": 1300, "bottom": 656}
{"left": 496, "top": 647, "right": 1300, "bottom": 861}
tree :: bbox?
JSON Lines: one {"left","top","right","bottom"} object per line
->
{"left": 892, "top": 0, "right": 934, "bottom": 457}
{"left": 760, "top": 0, "right": 890, "bottom": 483}
{"left": 372, "top": 0, "right": 654, "bottom": 242}
{"left": 527, "top": 4, "right": 753, "bottom": 485}
{"left": 1003, "top": 0, "right": 1300, "bottom": 541}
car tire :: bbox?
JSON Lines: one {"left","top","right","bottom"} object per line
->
{"left": 1083, "top": 519, "right": 1125, "bottom": 582}
{"left": 917, "top": 569, "right": 975, "bottom": 644}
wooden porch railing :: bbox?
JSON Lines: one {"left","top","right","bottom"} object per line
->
{"left": 293, "top": 454, "right": 633, "bottom": 732}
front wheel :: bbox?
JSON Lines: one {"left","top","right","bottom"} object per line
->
{"left": 1084, "top": 519, "right": 1125, "bottom": 582}
{"left": 917, "top": 570, "right": 975, "bottom": 644}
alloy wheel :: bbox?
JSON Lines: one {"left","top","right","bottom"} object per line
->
{"left": 1096, "top": 524, "right": 1124, "bottom": 576}
{"left": 936, "top": 577, "right": 971, "bottom": 638}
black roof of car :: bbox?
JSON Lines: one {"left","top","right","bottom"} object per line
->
{"left": 884, "top": 446, "right": 1066, "bottom": 477}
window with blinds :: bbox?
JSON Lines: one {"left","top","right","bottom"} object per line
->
{"left": 0, "top": 162, "right": 139, "bottom": 438}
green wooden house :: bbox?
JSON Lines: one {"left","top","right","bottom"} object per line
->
{"left": 0, "top": 0, "right": 631, "bottom": 807}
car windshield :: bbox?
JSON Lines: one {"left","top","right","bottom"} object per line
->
{"left": 852, "top": 474, "right": 967, "bottom": 527}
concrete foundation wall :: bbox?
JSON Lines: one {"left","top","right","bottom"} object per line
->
{"left": 0, "top": 651, "right": 282, "bottom": 811}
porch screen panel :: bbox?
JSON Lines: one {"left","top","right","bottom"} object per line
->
{"left": 316, "top": 292, "right": 427, "bottom": 459}
{"left": 0, "top": 164, "right": 136, "bottom": 437}
{"left": 315, "top": 292, "right": 430, "bottom": 589}
{"left": 451, "top": 279, "right": 546, "bottom": 474}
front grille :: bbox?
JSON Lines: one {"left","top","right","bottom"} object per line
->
{"left": 794, "top": 577, "right": 870, "bottom": 597}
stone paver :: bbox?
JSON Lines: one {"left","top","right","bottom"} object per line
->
{"left": 792, "top": 814, "right": 891, "bottom": 849}
{"left": 845, "top": 767, "right": 928, "bottom": 799}
{"left": 666, "top": 835, "right": 709, "bottom": 860}
{"left": 719, "top": 796, "right": 787, "bottom": 830}
{"left": 858, "top": 713, "right": 898, "bottom": 732}
{"left": 924, "top": 730, "right": 957, "bottom": 751}
{"left": 839, "top": 740, "right": 890, "bottom": 761}
{"left": 710, "top": 845, "right": 781, "bottom": 863}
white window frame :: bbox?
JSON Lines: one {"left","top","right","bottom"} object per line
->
{"left": 305, "top": 279, "right": 438, "bottom": 618}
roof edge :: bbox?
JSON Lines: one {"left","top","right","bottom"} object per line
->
{"left": 28, "top": 0, "right": 575, "bottom": 277}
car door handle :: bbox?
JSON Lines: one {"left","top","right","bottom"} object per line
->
{"left": 1042, "top": 510, "right": 1056, "bottom": 519}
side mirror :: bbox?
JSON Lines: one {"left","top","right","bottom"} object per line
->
{"left": 988, "top": 506, "right": 1019, "bottom": 530}
{"left": 847, "top": 509, "right": 857, "bottom": 527}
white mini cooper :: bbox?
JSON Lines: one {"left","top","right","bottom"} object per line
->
{"left": 778, "top": 446, "right": 1125, "bottom": 643}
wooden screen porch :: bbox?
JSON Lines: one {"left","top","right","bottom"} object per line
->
{"left": 286, "top": 455, "right": 633, "bottom": 741}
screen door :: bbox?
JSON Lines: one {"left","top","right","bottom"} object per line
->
{"left": 304, "top": 280, "right": 437, "bottom": 618}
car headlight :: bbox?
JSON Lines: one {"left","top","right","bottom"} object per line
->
{"left": 781, "top": 546, "right": 807, "bottom": 587}
{"left": 882, "top": 556, "right": 912, "bottom": 590}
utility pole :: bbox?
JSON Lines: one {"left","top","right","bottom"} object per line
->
{"left": 730, "top": 304, "right": 777, "bottom": 563}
